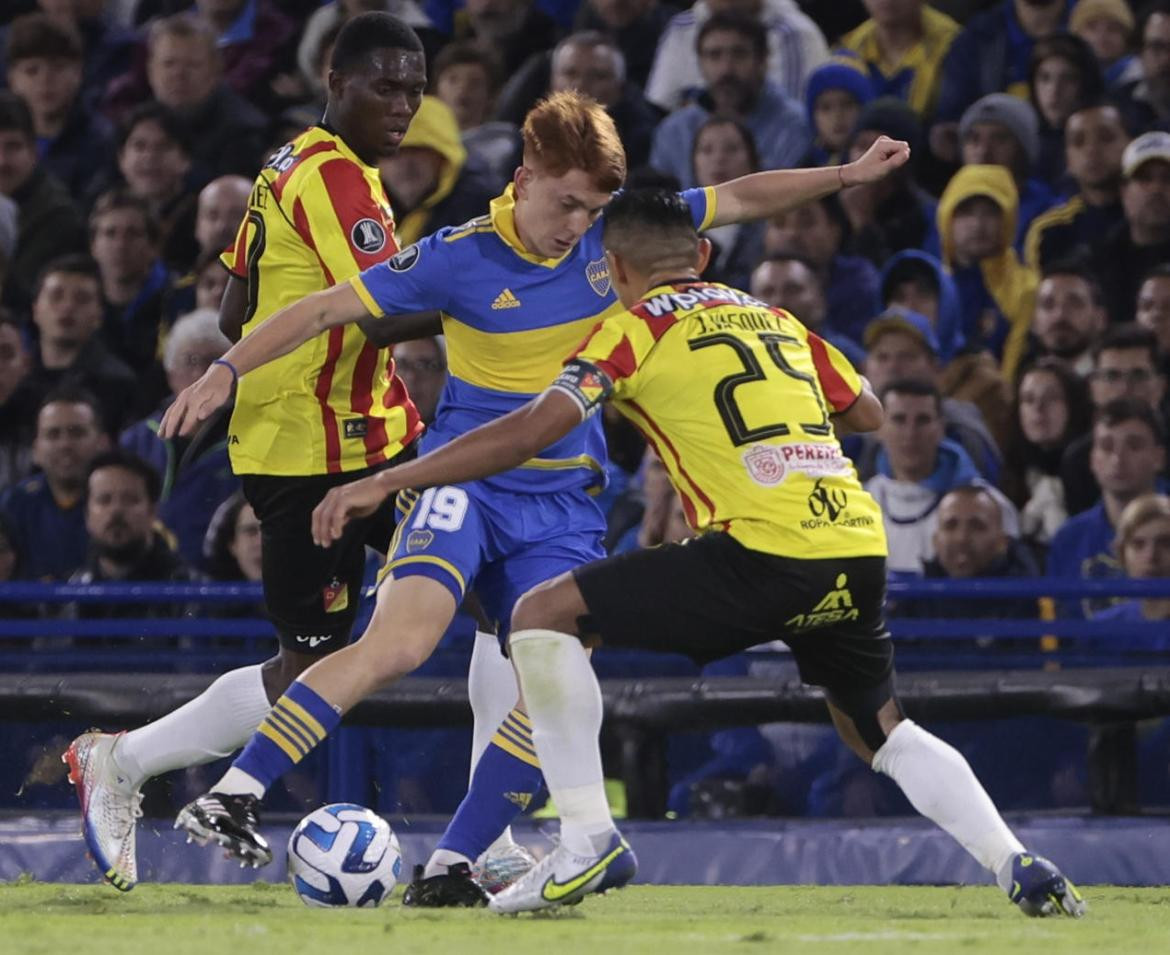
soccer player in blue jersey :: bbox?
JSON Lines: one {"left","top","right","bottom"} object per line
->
{"left": 162, "top": 91, "right": 910, "bottom": 903}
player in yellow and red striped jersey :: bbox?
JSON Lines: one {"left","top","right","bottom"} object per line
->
{"left": 62, "top": 13, "right": 431, "bottom": 894}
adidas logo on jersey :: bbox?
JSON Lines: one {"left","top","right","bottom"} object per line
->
{"left": 491, "top": 288, "right": 521, "bottom": 310}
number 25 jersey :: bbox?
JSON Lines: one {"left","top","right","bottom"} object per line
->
{"left": 558, "top": 281, "right": 887, "bottom": 560}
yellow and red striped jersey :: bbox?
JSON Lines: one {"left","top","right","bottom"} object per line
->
{"left": 557, "top": 281, "right": 887, "bottom": 559}
{"left": 222, "top": 125, "right": 422, "bottom": 476}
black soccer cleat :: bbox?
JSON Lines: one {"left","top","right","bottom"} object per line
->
{"left": 175, "top": 792, "right": 273, "bottom": 868}
{"left": 401, "top": 862, "right": 490, "bottom": 908}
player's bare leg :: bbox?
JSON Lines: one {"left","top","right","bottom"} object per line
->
{"left": 826, "top": 693, "right": 1084, "bottom": 917}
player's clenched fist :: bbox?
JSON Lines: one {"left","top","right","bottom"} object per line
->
{"left": 160, "top": 361, "right": 236, "bottom": 438}
{"left": 312, "top": 474, "right": 392, "bottom": 548}
{"left": 841, "top": 134, "right": 911, "bottom": 186}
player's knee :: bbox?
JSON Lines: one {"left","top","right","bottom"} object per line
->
{"left": 511, "top": 578, "right": 576, "bottom": 634}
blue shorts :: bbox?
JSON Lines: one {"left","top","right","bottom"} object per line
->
{"left": 380, "top": 482, "right": 606, "bottom": 636}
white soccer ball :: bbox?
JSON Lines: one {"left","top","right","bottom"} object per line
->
{"left": 287, "top": 803, "right": 403, "bottom": 908}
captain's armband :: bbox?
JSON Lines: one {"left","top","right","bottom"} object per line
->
{"left": 549, "top": 359, "right": 615, "bottom": 419}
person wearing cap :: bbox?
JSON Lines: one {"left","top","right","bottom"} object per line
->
{"left": 936, "top": 163, "right": 1038, "bottom": 381}
{"left": 959, "top": 92, "right": 1058, "bottom": 248}
{"left": 377, "top": 95, "right": 498, "bottom": 247}
{"left": 1095, "top": 130, "right": 1170, "bottom": 323}
{"left": 836, "top": 0, "right": 960, "bottom": 119}
{"left": 1070, "top": 0, "right": 1138, "bottom": 87}
{"left": 932, "top": 0, "right": 1068, "bottom": 160}
{"left": 1112, "top": 1, "right": 1170, "bottom": 133}
{"left": 1023, "top": 100, "right": 1128, "bottom": 271}
{"left": 851, "top": 306, "right": 1005, "bottom": 482}
{"left": 1028, "top": 33, "right": 1106, "bottom": 185}
{"left": 838, "top": 97, "right": 939, "bottom": 265}
{"left": 802, "top": 58, "right": 874, "bottom": 167}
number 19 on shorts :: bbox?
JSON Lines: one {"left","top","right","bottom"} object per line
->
{"left": 410, "top": 486, "right": 469, "bottom": 532}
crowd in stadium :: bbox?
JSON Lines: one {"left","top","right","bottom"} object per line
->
{"left": 1, "top": 0, "right": 1170, "bottom": 815}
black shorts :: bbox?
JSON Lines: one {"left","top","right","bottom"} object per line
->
{"left": 241, "top": 445, "right": 414, "bottom": 655}
{"left": 573, "top": 532, "right": 893, "bottom": 692}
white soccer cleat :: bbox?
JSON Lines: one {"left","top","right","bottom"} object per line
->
{"left": 473, "top": 841, "right": 538, "bottom": 894}
{"left": 63, "top": 731, "right": 143, "bottom": 891}
{"left": 488, "top": 832, "right": 637, "bottom": 914}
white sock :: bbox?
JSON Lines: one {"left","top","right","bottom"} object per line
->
{"left": 510, "top": 629, "right": 614, "bottom": 856}
{"left": 112, "top": 665, "right": 270, "bottom": 789}
{"left": 873, "top": 719, "right": 1024, "bottom": 881}
{"left": 467, "top": 630, "right": 520, "bottom": 854}
{"left": 215, "top": 766, "right": 266, "bottom": 799}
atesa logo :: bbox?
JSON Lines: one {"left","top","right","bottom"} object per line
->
{"left": 351, "top": 218, "right": 387, "bottom": 254}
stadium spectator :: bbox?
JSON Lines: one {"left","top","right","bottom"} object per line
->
{"left": 1003, "top": 358, "right": 1092, "bottom": 550}
{"left": 166, "top": 174, "right": 251, "bottom": 317}
{"left": 0, "top": 512, "right": 16, "bottom": 584}
{"left": 0, "top": 309, "right": 35, "bottom": 489}
{"left": 838, "top": 97, "right": 938, "bottom": 266}
{"left": 854, "top": 308, "right": 1005, "bottom": 482}
{"left": 878, "top": 249, "right": 962, "bottom": 360}
{"left": 1061, "top": 324, "right": 1169, "bottom": 515}
{"left": 24, "top": 255, "right": 137, "bottom": 432}
{"left": 189, "top": 0, "right": 298, "bottom": 111}
{"left": 691, "top": 118, "right": 764, "bottom": 289}
{"left": 864, "top": 378, "right": 1015, "bottom": 576}
{"left": 895, "top": 484, "right": 1040, "bottom": 620}
{"left": 0, "top": 91, "right": 87, "bottom": 314}
{"left": 1070, "top": 0, "right": 1137, "bottom": 87}
{"left": 1096, "top": 131, "right": 1170, "bottom": 326}
{"left": 1049, "top": 398, "right": 1167, "bottom": 617}
{"left": 1093, "top": 492, "right": 1170, "bottom": 628}
{"left": 194, "top": 175, "right": 251, "bottom": 264}
{"left": 430, "top": 42, "right": 518, "bottom": 188}
{"left": 1026, "top": 262, "right": 1109, "bottom": 375}
{"left": 763, "top": 193, "right": 879, "bottom": 345}
{"left": 391, "top": 335, "right": 447, "bottom": 426}
{"left": 204, "top": 490, "right": 263, "bottom": 584}
{"left": 835, "top": 0, "right": 960, "bottom": 119}
{"left": 801, "top": 59, "right": 874, "bottom": 168}
{"left": 1023, "top": 101, "right": 1128, "bottom": 271}
{"left": 936, "top": 163, "right": 1036, "bottom": 380}
{"left": 958, "top": 93, "right": 1056, "bottom": 247}
{"left": 0, "top": 386, "right": 108, "bottom": 582}
{"left": 120, "top": 308, "right": 237, "bottom": 570}
{"left": 572, "top": 0, "right": 675, "bottom": 89}
{"left": 4, "top": 12, "right": 115, "bottom": 198}
{"left": 644, "top": 0, "right": 828, "bottom": 112}
{"left": 1136, "top": 263, "right": 1170, "bottom": 358}
{"left": 1112, "top": 1, "right": 1170, "bottom": 133}
{"left": 448, "top": 0, "right": 560, "bottom": 79}
{"left": 192, "top": 250, "right": 230, "bottom": 312}
{"left": 63, "top": 449, "right": 198, "bottom": 621}
{"left": 135, "top": 14, "right": 268, "bottom": 178}
{"left": 378, "top": 96, "right": 497, "bottom": 246}
{"left": 495, "top": 32, "right": 659, "bottom": 169}
{"left": 749, "top": 252, "right": 866, "bottom": 369}
{"left": 933, "top": 0, "right": 1068, "bottom": 158}
{"left": 649, "top": 14, "right": 811, "bottom": 190}
{"left": 1028, "top": 33, "right": 1105, "bottom": 186}
{"left": 89, "top": 190, "right": 173, "bottom": 396}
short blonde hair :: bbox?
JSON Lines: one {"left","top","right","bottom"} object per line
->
{"left": 1115, "top": 493, "right": 1170, "bottom": 570}
{"left": 521, "top": 91, "right": 626, "bottom": 192}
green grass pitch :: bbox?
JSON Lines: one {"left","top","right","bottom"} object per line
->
{"left": 2, "top": 882, "right": 1168, "bottom": 955}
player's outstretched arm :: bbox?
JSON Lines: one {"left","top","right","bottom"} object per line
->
{"left": 311, "top": 388, "right": 584, "bottom": 546}
{"left": 160, "top": 282, "right": 367, "bottom": 438}
{"left": 708, "top": 135, "right": 911, "bottom": 227}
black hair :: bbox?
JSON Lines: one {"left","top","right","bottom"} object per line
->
{"left": 1092, "top": 322, "right": 1161, "bottom": 366}
{"left": 603, "top": 188, "right": 698, "bottom": 248}
{"left": 1141, "top": 262, "right": 1170, "bottom": 285}
{"left": 697, "top": 12, "right": 767, "bottom": 61}
{"left": 0, "top": 91, "right": 34, "bottom": 140}
{"left": 204, "top": 489, "right": 250, "bottom": 581}
{"left": 87, "top": 449, "right": 162, "bottom": 504}
{"left": 330, "top": 12, "right": 422, "bottom": 74}
{"left": 1029, "top": 32, "right": 1105, "bottom": 112}
{"left": 881, "top": 256, "right": 940, "bottom": 305}
{"left": 117, "top": 101, "right": 193, "bottom": 157}
{"left": 691, "top": 115, "right": 761, "bottom": 182}
{"left": 1095, "top": 396, "right": 1167, "bottom": 447}
{"left": 36, "top": 383, "right": 106, "bottom": 427}
{"left": 432, "top": 39, "right": 502, "bottom": 91}
{"left": 5, "top": 12, "right": 83, "bottom": 64}
{"left": 878, "top": 376, "right": 943, "bottom": 414}
{"left": 90, "top": 188, "right": 162, "bottom": 246}
{"left": 760, "top": 250, "right": 820, "bottom": 274}
{"left": 34, "top": 253, "right": 100, "bottom": 300}
{"left": 1041, "top": 255, "right": 1106, "bottom": 308}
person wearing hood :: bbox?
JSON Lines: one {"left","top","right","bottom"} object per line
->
{"left": 1027, "top": 32, "right": 1104, "bottom": 188}
{"left": 801, "top": 59, "right": 873, "bottom": 168}
{"left": 936, "top": 163, "right": 1037, "bottom": 382}
{"left": 863, "top": 377, "right": 1019, "bottom": 577}
{"left": 378, "top": 95, "right": 499, "bottom": 247}
{"left": 958, "top": 93, "right": 1058, "bottom": 249}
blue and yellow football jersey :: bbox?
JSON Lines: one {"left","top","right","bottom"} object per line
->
{"left": 352, "top": 185, "right": 716, "bottom": 494}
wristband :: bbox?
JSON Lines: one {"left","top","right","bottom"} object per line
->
{"left": 838, "top": 165, "right": 848, "bottom": 189}
{"left": 213, "top": 358, "right": 239, "bottom": 385}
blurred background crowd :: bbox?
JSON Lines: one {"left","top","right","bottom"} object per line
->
{"left": 1, "top": 0, "right": 1169, "bottom": 818}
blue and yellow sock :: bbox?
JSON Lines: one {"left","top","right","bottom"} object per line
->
{"left": 231, "top": 681, "right": 341, "bottom": 792}
{"left": 434, "top": 707, "right": 544, "bottom": 861}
